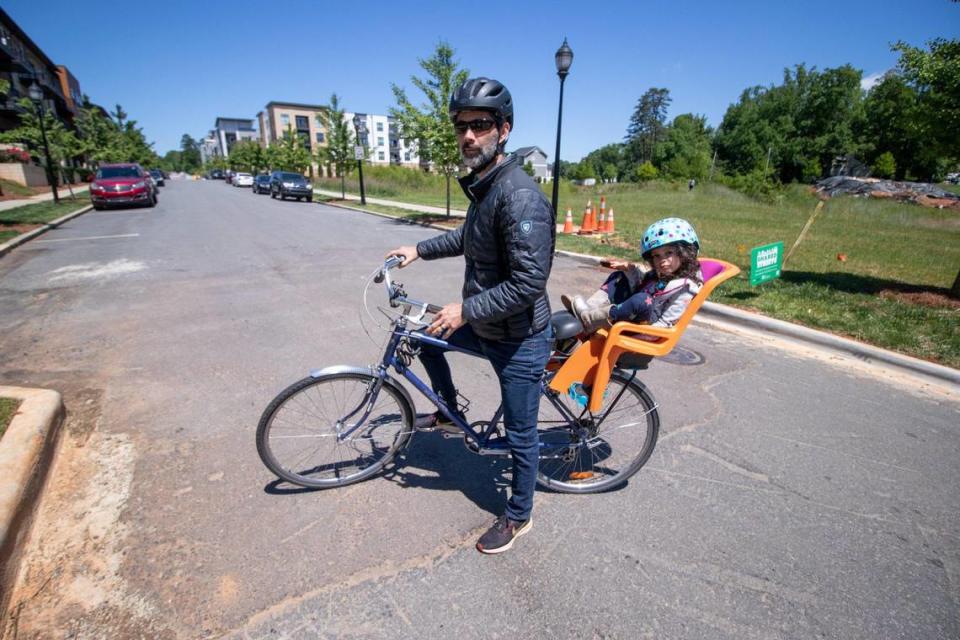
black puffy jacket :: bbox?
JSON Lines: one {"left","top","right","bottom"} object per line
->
{"left": 416, "top": 154, "right": 555, "bottom": 341}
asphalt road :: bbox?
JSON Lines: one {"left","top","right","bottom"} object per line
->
{"left": 0, "top": 179, "right": 958, "bottom": 639}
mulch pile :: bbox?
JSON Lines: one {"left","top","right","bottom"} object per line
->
{"left": 815, "top": 176, "right": 960, "bottom": 210}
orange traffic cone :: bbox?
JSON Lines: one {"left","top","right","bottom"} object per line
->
{"left": 578, "top": 206, "right": 593, "bottom": 235}
{"left": 584, "top": 200, "right": 595, "bottom": 232}
{"left": 605, "top": 207, "right": 615, "bottom": 233}
{"left": 599, "top": 196, "right": 607, "bottom": 227}
{"left": 596, "top": 208, "right": 606, "bottom": 234}
{"left": 562, "top": 208, "right": 574, "bottom": 233}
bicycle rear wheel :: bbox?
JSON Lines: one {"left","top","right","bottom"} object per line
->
{"left": 256, "top": 371, "right": 414, "bottom": 488}
{"left": 536, "top": 370, "right": 659, "bottom": 493}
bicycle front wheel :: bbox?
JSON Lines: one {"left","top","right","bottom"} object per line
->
{"left": 536, "top": 370, "right": 659, "bottom": 493}
{"left": 256, "top": 371, "right": 414, "bottom": 489}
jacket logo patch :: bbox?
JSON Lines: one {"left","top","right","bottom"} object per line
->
{"left": 520, "top": 221, "right": 532, "bottom": 234}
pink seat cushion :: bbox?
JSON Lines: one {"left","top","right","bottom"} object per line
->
{"left": 699, "top": 259, "right": 724, "bottom": 282}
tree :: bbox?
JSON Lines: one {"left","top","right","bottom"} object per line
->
{"left": 893, "top": 38, "right": 960, "bottom": 179}
{"left": 522, "top": 161, "right": 535, "bottom": 177}
{"left": 862, "top": 73, "right": 920, "bottom": 179}
{"left": 391, "top": 41, "right": 468, "bottom": 216}
{"left": 581, "top": 143, "right": 626, "bottom": 180}
{"left": 656, "top": 113, "right": 713, "bottom": 179}
{"left": 228, "top": 140, "right": 265, "bottom": 174}
{"left": 317, "top": 93, "right": 354, "bottom": 198}
{"left": 111, "top": 103, "right": 127, "bottom": 128}
{"left": 180, "top": 134, "right": 202, "bottom": 173}
{"left": 0, "top": 97, "right": 81, "bottom": 192}
{"left": 624, "top": 88, "right": 671, "bottom": 167}
{"left": 275, "top": 126, "right": 311, "bottom": 173}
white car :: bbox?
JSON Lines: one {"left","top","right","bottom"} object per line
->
{"left": 233, "top": 172, "right": 254, "bottom": 187}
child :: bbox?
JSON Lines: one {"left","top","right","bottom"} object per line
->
{"left": 562, "top": 218, "right": 703, "bottom": 333}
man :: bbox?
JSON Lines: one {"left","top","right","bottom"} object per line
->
{"left": 385, "top": 77, "right": 555, "bottom": 554}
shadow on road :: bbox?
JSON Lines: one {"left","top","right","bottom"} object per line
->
{"left": 384, "top": 432, "right": 510, "bottom": 516}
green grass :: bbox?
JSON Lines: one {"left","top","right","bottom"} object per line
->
{"left": 0, "top": 197, "right": 90, "bottom": 226}
{"left": 321, "top": 172, "right": 960, "bottom": 368}
{"left": 0, "top": 178, "right": 35, "bottom": 197}
{"left": 0, "top": 397, "right": 20, "bottom": 439}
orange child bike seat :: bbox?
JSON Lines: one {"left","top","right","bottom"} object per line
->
{"left": 548, "top": 258, "right": 741, "bottom": 412}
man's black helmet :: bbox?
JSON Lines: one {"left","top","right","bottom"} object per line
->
{"left": 449, "top": 77, "right": 514, "bottom": 128}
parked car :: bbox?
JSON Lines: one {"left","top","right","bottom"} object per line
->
{"left": 269, "top": 171, "right": 313, "bottom": 201}
{"left": 252, "top": 174, "right": 271, "bottom": 194}
{"left": 233, "top": 172, "right": 254, "bottom": 187}
{"left": 209, "top": 169, "right": 225, "bottom": 180}
{"left": 149, "top": 169, "right": 165, "bottom": 187}
{"left": 89, "top": 163, "right": 157, "bottom": 210}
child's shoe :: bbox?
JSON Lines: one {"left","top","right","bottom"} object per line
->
{"left": 578, "top": 304, "right": 612, "bottom": 333}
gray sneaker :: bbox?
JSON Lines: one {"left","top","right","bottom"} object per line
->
{"left": 476, "top": 515, "right": 532, "bottom": 554}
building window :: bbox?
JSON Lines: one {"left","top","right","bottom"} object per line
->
{"left": 316, "top": 132, "right": 325, "bottom": 143}
{"left": 376, "top": 122, "right": 384, "bottom": 132}
{"left": 377, "top": 136, "right": 384, "bottom": 147}
{"left": 404, "top": 152, "right": 411, "bottom": 162}
{"left": 280, "top": 114, "right": 290, "bottom": 128}
{"left": 378, "top": 151, "right": 385, "bottom": 161}
{"left": 315, "top": 116, "right": 324, "bottom": 128}
{"left": 295, "top": 115, "right": 309, "bottom": 130}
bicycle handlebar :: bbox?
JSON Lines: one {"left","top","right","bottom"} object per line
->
{"left": 376, "top": 257, "right": 443, "bottom": 318}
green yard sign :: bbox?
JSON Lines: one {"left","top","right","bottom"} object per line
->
{"left": 750, "top": 241, "right": 783, "bottom": 286}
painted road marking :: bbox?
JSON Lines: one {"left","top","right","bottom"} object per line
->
{"left": 36, "top": 233, "right": 140, "bottom": 243}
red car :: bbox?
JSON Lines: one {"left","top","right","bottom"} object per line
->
{"left": 90, "top": 163, "right": 158, "bottom": 210}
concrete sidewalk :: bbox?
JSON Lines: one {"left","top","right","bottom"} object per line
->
{"left": 0, "top": 185, "right": 89, "bottom": 213}
{"left": 314, "top": 188, "right": 466, "bottom": 217}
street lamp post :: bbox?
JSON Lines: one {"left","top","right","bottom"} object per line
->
{"left": 27, "top": 81, "right": 59, "bottom": 204}
{"left": 551, "top": 38, "right": 573, "bottom": 218}
{"left": 352, "top": 114, "right": 367, "bottom": 206}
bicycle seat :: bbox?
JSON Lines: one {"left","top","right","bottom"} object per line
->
{"left": 549, "top": 257, "right": 741, "bottom": 412}
{"left": 550, "top": 310, "right": 583, "bottom": 341}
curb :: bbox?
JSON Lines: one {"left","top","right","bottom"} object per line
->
{"left": 0, "top": 386, "right": 64, "bottom": 629}
{"left": 0, "top": 202, "right": 94, "bottom": 258}
{"left": 319, "top": 203, "right": 960, "bottom": 389}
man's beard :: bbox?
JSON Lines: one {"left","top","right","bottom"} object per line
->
{"left": 461, "top": 136, "right": 499, "bottom": 170}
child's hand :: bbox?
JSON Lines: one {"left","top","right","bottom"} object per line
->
{"left": 601, "top": 258, "right": 631, "bottom": 271}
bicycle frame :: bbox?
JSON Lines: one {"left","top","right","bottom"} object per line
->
{"left": 341, "top": 258, "right": 640, "bottom": 457}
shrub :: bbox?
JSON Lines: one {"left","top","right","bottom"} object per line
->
{"left": 872, "top": 152, "right": 896, "bottom": 179}
{"left": 0, "top": 147, "right": 31, "bottom": 164}
{"left": 634, "top": 161, "right": 659, "bottom": 181}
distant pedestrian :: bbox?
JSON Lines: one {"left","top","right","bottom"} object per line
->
{"left": 688, "top": 178, "right": 696, "bottom": 191}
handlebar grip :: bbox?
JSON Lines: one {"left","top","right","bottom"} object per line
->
{"left": 426, "top": 304, "right": 443, "bottom": 314}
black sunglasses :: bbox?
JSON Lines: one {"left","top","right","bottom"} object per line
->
{"left": 453, "top": 118, "right": 497, "bottom": 134}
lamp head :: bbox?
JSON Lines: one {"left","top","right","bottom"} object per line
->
{"left": 555, "top": 38, "right": 573, "bottom": 78}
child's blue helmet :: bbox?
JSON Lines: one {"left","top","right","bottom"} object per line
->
{"left": 641, "top": 217, "right": 700, "bottom": 258}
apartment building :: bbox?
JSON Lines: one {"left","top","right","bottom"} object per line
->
{"left": 345, "top": 112, "right": 420, "bottom": 168}
{"left": 0, "top": 8, "right": 74, "bottom": 132}
{"left": 257, "top": 102, "right": 328, "bottom": 152}
{"left": 213, "top": 117, "right": 257, "bottom": 157}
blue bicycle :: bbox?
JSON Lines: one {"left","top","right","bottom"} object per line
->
{"left": 256, "top": 257, "right": 660, "bottom": 494}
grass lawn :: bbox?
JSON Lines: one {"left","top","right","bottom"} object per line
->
{"left": 321, "top": 176, "right": 960, "bottom": 368}
{"left": 0, "top": 397, "right": 20, "bottom": 440}
{"left": 0, "top": 178, "right": 36, "bottom": 198}
{"left": 0, "top": 197, "right": 92, "bottom": 245}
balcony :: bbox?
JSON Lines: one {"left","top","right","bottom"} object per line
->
{"left": 0, "top": 27, "right": 28, "bottom": 73}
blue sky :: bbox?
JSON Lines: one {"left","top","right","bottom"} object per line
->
{"left": 5, "top": 0, "right": 958, "bottom": 162}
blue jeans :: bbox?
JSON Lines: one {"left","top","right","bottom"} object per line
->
{"left": 418, "top": 323, "right": 554, "bottom": 521}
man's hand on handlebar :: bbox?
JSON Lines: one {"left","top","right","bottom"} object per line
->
{"left": 427, "top": 303, "right": 464, "bottom": 340}
{"left": 384, "top": 245, "right": 419, "bottom": 268}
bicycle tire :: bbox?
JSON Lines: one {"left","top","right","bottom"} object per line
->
{"left": 256, "top": 371, "right": 414, "bottom": 489}
{"left": 535, "top": 370, "right": 659, "bottom": 494}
